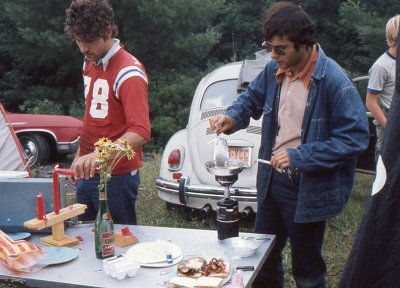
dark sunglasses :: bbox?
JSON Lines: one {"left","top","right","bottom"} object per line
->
{"left": 262, "top": 41, "right": 292, "bottom": 56}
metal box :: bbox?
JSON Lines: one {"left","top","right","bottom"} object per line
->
{"left": 0, "top": 177, "right": 68, "bottom": 232}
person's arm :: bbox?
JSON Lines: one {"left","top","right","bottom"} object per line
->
{"left": 70, "top": 132, "right": 148, "bottom": 181}
{"left": 366, "top": 91, "right": 387, "bottom": 128}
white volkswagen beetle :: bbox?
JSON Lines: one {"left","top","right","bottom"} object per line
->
{"left": 156, "top": 52, "right": 271, "bottom": 217}
{"left": 156, "top": 55, "right": 376, "bottom": 217}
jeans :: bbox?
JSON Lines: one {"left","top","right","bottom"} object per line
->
{"left": 252, "top": 170, "right": 327, "bottom": 288}
{"left": 76, "top": 170, "right": 140, "bottom": 225}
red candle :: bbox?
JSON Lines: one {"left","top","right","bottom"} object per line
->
{"left": 121, "top": 226, "right": 133, "bottom": 236}
{"left": 52, "top": 168, "right": 74, "bottom": 215}
{"left": 37, "top": 192, "right": 45, "bottom": 220}
{"left": 52, "top": 170, "right": 60, "bottom": 214}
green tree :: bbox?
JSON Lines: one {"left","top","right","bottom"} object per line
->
{"left": 299, "top": 0, "right": 346, "bottom": 59}
{"left": 114, "top": 0, "right": 224, "bottom": 72}
{"left": 336, "top": 0, "right": 399, "bottom": 76}
{"left": 211, "top": 0, "right": 272, "bottom": 62}
{"left": 0, "top": 0, "right": 84, "bottom": 115}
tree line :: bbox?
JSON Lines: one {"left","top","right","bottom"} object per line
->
{"left": 0, "top": 0, "right": 398, "bottom": 151}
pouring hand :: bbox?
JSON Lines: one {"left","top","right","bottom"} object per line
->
{"left": 209, "top": 115, "right": 234, "bottom": 135}
{"left": 270, "top": 150, "right": 290, "bottom": 170}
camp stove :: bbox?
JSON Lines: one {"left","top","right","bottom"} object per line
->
{"left": 205, "top": 160, "right": 245, "bottom": 240}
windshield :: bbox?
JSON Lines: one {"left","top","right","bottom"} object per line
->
{"left": 200, "top": 79, "right": 241, "bottom": 110}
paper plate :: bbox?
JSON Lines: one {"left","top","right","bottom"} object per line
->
{"left": 8, "top": 232, "right": 31, "bottom": 241}
{"left": 38, "top": 246, "right": 79, "bottom": 266}
{"left": 140, "top": 255, "right": 183, "bottom": 268}
{"left": 126, "top": 240, "right": 182, "bottom": 267}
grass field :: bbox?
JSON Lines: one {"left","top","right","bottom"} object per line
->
{"left": 0, "top": 154, "right": 374, "bottom": 288}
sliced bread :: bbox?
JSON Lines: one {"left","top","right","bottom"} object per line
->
{"left": 194, "top": 276, "right": 223, "bottom": 288}
{"left": 169, "top": 276, "right": 197, "bottom": 287}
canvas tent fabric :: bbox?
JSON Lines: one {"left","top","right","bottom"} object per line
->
{"left": 0, "top": 103, "right": 31, "bottom": 177}
{"left": 237, "top": 50, "right": 271, "bottom": 93}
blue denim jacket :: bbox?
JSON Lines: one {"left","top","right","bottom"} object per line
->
{"left": 225, "top": 45, "right": 370, "bottom": 223}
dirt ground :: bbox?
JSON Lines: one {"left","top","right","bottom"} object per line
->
{"left": 30, "top": 162, "right": 71, "bottom": 178}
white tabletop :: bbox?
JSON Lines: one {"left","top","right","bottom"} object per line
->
{"left": 0, "top": 171, "right": 29, "bottom": 178}
{"left": 0, "top": 224, "right": 275, "bottom": 288}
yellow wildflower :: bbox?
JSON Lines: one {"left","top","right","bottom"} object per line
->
{"left": 94, "top": 137, "right": 135, "bottom": 194}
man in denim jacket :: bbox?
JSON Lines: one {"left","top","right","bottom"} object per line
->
{"left": 210, "top": 2, "right": 369, "bottom": 288}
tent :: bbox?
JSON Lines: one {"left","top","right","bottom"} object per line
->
{"left": 0, "top": 103, "right": 31, "bottom": 178}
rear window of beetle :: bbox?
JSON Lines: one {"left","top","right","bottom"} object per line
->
{"left": 200, "top": 79, "right": 241, "bottom": 110}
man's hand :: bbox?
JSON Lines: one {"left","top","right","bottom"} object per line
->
{"left": 270, "top": 150, "right": 290, "bottom": 170}
{"left": 68, "top": 174, "right": 78, "bottom": 186}
{"left": 209, "top": 115, "right": 234, "bottom": 135}
{"left": 70, "top": 152, "right": 97, "bottom": 181}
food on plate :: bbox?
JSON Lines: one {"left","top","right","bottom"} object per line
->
{"left": 169, "top": 276, "right": 223, "bottom": 288}
{"left": 204, "top": 258, "right": 230, "bottom": 278}
{"left": 172, "top": 257, "right": 230, "bottom": 287}
{"left": 177, "top": 257, "right": 207, "bottom": 278}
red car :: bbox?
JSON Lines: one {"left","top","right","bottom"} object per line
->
{"left": 6, "top": 112, "right": 83, "bottom": 167}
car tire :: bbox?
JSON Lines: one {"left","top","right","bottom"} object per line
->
{"left": 18, "top": 133, "right": 50, "bottom": 167}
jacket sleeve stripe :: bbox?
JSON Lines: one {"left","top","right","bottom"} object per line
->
{"left": 113, "top": 66, "right": 148, "bottom": 98}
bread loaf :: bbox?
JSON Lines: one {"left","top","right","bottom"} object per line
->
{"left": 194, "top": 276, "right": 223, "bottom": 288}
{"left": 169, "top": 276, "right": 197, "bottom": 287}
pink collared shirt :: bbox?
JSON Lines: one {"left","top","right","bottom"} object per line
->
{"left": 273, "top": 45, "right": 318, "bottom": 154}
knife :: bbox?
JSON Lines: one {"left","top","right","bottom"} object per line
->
{"left": 236, "top": 265, "right": 254, "bottom": 271}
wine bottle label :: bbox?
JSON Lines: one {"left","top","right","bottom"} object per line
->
{"left": 101, "top": 231, "right": 115, "bottom": 257}
{"left": 99, "top": 192, "right": 107, "bottom": 201}
{"left": 102, "top": 212, "right": 112, "bottom": 220}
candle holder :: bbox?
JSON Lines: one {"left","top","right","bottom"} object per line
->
{"left": 24, "top": 168, "right": 87, "bottom": 247}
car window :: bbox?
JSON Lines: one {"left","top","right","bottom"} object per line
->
{"left": 353, "top": 76, "right": 369, "bottom": 108}
{"left": 200, "top": 79, "right": 241, "bottom": 110}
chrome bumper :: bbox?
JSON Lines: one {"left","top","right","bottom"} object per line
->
{"left": 155, "top": 176, "right": 257, "bottom": 204}
{"left": 56, "top": 137, "right": 80, "bottom": 154}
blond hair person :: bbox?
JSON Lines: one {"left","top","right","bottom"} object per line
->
{"left": 366, "top": 15, "right": 400, "bottom": 161}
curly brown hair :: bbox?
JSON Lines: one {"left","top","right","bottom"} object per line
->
{"left": 64, "top": 0, "right": 118, "bottom": 41}
{"left": 262, "top": 2, "right": 316, "bottom": 51}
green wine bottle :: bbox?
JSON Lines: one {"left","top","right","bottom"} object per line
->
{"left": 95, "top": 190, "right": 115, "bottom": 259}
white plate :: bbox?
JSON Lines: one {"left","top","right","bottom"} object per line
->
{"left": 141, "top": 255, "right": 183, "bottom": 268}
{"left": 8, "top": 232, "right": 31, "bottom": 241}
{"left": 126, "top": 240, "right": 182, "bottom": 266}
{"left": 37, "top": 246, "right": 79, "bottom": 266}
